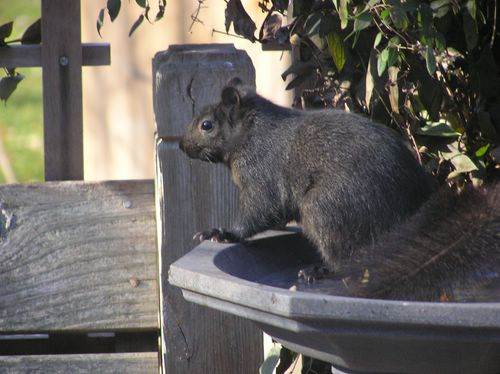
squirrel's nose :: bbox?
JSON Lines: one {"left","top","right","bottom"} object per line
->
{"left": 179, "top": 139, "right": 185, "bottom": 151}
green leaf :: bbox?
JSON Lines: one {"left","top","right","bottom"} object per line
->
{"left": 419, "top": 121, "right": 460, "bottom": 137}
{"left": 377, "top": 48, "right": 389, "bottom": 76}
{"left": 440, "top": 142, "right": 479, "bottom": 179}
{"left": 353, "top": 11, "right": 372, "bottom": 32}
{"left": 97, "top": 8, "right": 105, "bottom": 37}
{"left": 380, "top": 8, "right": 390, "bottom": 22}
{"left": 425, "top": 45, "right": 436, "bottom": 76}
{"left": 309, "top": 34, "right": 325, "bottom": 50}
{"left": 389, "top": 4, "right": 409, "bottom": 30}
{"left": 136, "top": 0, "right": 147, "bottom": 8}
{"left": 129, "top": 14, "right": 144, "bottom": 36}
{"left": 21, "top": 19, "right": 41, "bottom": 45}
{"left": 155, "top": 5, "right": 166, "bottom": 21}
{"left": 107, "top": 0, "right": 121, "bottom": 22}
{"left": 475, "top": 144, "right": 490, "bottom": 158}
{"left": 388, "top": 66, "right": 400, "bottom": 113}
{"left": 155, "top": 0, "right": 167, "bottom": 22}
{"left": 327, "top": 33, "right": 346, "bottom": 72}
{"left": 465, "top": 0, "right": 476, "bottom": 19}
{"left": 431, "top": 0, "right": 452, "bottom": 18}
{"left": 225, "top": 0, "right": 257, "bottom": 42}
{"left": 144, "top": 5, "right": 152, "bottom": 22}
{"left": 346, "top": 11, "right": 372, "bottom": 46}
{"left": 365, "top": 50, "right": 376, "bottom": 110}
{"left": 463, "top": 12, "right": 478, "bottom": 51}
{"left": 445, "top": 170, "right": 463, "bottom": 180}
{"left": 387, "top": 36, "right": 400, "bottom": 48}
{"left": 418, "top": 4, "right": 433, "bottom": 44}
{"left": 373, "top": 32, "right": 383, "bottom": 48}
{"left": 0, "top": 74, "right": 24, "bottom": 102}
{"left": 364, "top": 0, "right": 381, "bottom": 9}
{"left": 377, "top": 47, "right": 398, "bottom": 75}
{"left": 397, "top": 0, "right": 418, "bottom": 12}
{"left": 449, "top": 154, "right": 478, "bottom": 174}
{"left": 338, "top": 0, "right": 349, "bottom": 30}
{"left": 259, "top": 343, "right": 282, "bottom": 374}
{"left": 0, "top": 21, "right": 13, "bottom": 45}
{"left": 387, "top": 47, "right": 398, "bottom": 67}
{"left": 434, "top": 32, "right": 446, "bottom": 51}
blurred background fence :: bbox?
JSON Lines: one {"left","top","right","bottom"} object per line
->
{"left": 0, "top": 0, "right": 291, "bottom": 183}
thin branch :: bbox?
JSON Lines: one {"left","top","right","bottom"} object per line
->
{"left": 371, "top": 9, "right": 415, "bottom": 51}
{"left": 211, "top": 29, "right": 247, "bottom": 39}
{"left": 189, "top": 0, "right": 207, "bottom": 32}
{"left": 404, "top": 123, "right": 422, "bottom": 165}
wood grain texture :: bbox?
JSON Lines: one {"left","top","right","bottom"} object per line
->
{"left": 0, "top": 353, "right": 158, "bottom": 373}
{"left": 0, "top": 180, "right": 158, "bottom": 332}
{"left": 41, "top": 0, "right": 84, "bottom": 181}
{"left": 0, "top": 44, "right": 110, "bottom": 69}
{"left": 153, "top": 44, "right": 262, "bottom": 374}
{"left": 152, "top": 44, "right": 256, "bottom": 138}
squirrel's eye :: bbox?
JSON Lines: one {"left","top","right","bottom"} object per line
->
{"left": 201, "top": 120, "right": 213, "bottom": 131}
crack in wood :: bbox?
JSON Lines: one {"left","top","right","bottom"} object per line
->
{"left": 0, "top": 203, "right": 15, "bottom": 242}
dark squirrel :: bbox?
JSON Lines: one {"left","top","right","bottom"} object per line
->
{"left": 344, "top": 183, "right": 500, "bottom": 301}
{"left": 179, "top": 80, "right": 500, "bottom": 301}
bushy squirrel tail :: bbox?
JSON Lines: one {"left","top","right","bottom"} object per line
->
{"left": 347, "top": 182, "right": 500, "bottom": 301}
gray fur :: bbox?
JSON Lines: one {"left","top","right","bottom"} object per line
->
{"left": 346, "top": 183, "right": 500, "bottom": 301}
{"left": 180, "top": 82, "right": 433, "bottom": 270}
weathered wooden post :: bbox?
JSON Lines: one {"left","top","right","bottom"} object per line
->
{"left": 153, "top": 44, "right": 263, "bottom": 373}
{"left": 41, "top": 0, "right": 84, "bottom": 181}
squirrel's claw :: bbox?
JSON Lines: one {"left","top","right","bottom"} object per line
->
{"left": 193, "top": 228, "right": 237, "bottom": 243}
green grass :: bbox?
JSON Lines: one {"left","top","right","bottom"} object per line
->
{"left": 0, "top": 1, "right": 44, "bottom": 183}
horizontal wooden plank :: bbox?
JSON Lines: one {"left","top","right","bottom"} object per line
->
{"left": 0, "top": 45, "right": 41, "bottom": 69}
{"left": 0, "top": 353, "right": 158, "bottom": 373}
{"left": 0, "top": 43, "right": 110, "bottom": 68}
{"left": 81, "top": 43, "right": 111, "bottom": 66}
{"left": 0, "top": 331, "right": 158, "bottom": 355}
{"left": 0, "top": 180, "right": 158, "bottom": 332}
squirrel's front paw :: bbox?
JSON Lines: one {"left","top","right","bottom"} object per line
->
{"left": 193, "top": 228, "right": 238, "bottom": 243}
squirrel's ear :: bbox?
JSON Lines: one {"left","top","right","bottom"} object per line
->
{"left": 221, "top": 86, "right": 241, "bottom": 108}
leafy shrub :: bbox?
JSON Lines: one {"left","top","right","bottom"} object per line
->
{"left": 228, "top": 0, "right": 500, "bottom": 186}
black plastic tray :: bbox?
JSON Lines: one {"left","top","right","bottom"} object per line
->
{"left": 168, "top": 230, "right": 500, "bottom": 374}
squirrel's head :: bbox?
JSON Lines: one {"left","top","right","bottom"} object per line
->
{"left": 179, "top": 81, "right": 249, "bottom": 163}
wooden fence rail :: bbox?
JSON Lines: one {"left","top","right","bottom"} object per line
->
{"left": 0, "top": 353, "right": 159, "bottom": 373}
{"left": 0, "top": 180, "right": 159, "bottom": 372}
